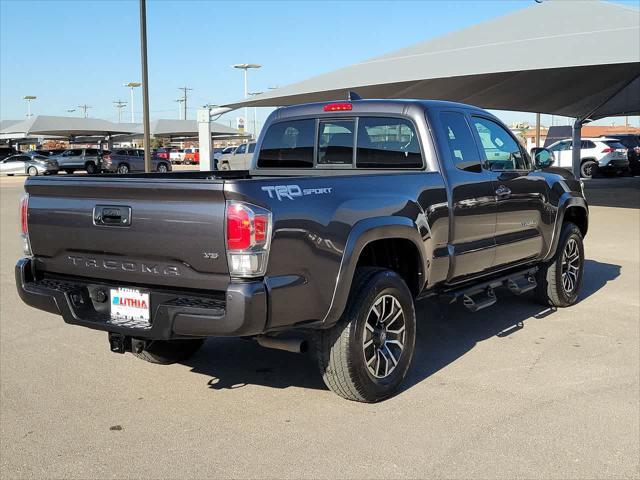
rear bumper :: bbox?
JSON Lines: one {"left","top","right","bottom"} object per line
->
{"left": 15, "top": 257, "right": 267, "bottom": 339}
{"left": 599, "top": 159, "right": 629, "bottom": 170}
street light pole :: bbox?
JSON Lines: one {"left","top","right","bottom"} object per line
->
{"left": 23, "top": 96, "right": 36, "bottom": 118}
{"left": 175, "top": 98, "right": 185, "bottom": 120}
{"left": 248, "top": 91, "right": 263, "bottom": 139}
{"left": 232, "top": 63, "right": 261, "bottom": 136}
{"left": 113, "top": 100, "right": 127, "bottom": 123}
{"left": 139, "top": 0, "right": 151, "bottom": 173}
{"left": 124, "top": 81, "right": 141, "bottom": 123}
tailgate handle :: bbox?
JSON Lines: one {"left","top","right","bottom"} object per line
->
{"left": 94, "top": 205, "right": 131, "bottom": 226}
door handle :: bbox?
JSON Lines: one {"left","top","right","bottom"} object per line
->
{"left": 495, "top": 185, "right": 511, "bottom": 198}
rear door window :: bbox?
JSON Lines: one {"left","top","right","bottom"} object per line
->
{"left": 356, "top": 117, "right": 422, "bottom": 168}
{"left": 257, "top": 119, "right": 315, "bottom": 168}
{"left": 318, "top": 120, "right": 355, "bottom": 165}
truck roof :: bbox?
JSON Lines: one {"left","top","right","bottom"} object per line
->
{"left": 271, "top": 98, "right": 488, "bottom": 120}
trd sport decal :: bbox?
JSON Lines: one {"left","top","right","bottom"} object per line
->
{"left": 261, "top": 184, "right": 332, "bottom": 201}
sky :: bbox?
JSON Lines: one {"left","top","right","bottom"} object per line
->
{"left": 1, "top": 0, "right": 638, "bottom": 132}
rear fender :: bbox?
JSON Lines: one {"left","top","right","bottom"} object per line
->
{"left": 321, "top": 217, "right": 427, "bottom": 327}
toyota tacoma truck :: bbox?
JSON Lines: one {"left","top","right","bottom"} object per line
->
{"left": 16, "top": 99, "right": 588, "bottom": 402}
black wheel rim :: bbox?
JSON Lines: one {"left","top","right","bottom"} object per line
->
{"left": 362, "top": 294, "right": 406, "bottom": 379}
{"left": 561, "top": 238, "right": 580, "bottom": 293}
{"left": 582, "top": 162, "right": 594, "bottom": 177}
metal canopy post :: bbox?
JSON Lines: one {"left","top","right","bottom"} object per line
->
{"left": 139, "top": 0, "right": 152, "bottom": 173}
{"left": 197, "top": 107, "right": 213, "bottom": 171}
{"left": 571, "top": 119, "right": 583, "bottom": 179}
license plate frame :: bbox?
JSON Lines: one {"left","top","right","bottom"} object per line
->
{"left": 109, "top": 287, "right": 151, "bottom": 323}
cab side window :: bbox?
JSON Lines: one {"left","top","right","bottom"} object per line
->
{"left": 439, "top": 111, "right": 482, "bottom": 173}
{"left": 472, "top": 117, "right": 528, "bottom": 171}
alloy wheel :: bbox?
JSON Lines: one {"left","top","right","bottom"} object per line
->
{"left": 362, "top": 294, "right": 406, "bottom": 379}
{"left": 561, "top": 238, "right": 580, "bottom": 293}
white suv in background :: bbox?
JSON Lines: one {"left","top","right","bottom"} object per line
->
{"left": 218, "top": 142, "right": 256, "bottom": 170}
{"left": 547, "top": 137, "right": 628, "bottom": 178}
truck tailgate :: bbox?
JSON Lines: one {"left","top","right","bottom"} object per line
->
{"left": 25, "top": 176, "right": 229, "bottom": 291}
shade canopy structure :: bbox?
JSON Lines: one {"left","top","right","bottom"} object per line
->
{"left": 0, "top": 115, "right": 135, "bottom": 139}
{"left": 147, "top": 119, "right": 238, "bottom": 138}
{"left": 221, "top": 0, "right": 639, "bottom": 121}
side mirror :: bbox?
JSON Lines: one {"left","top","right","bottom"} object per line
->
{"left": 531, "top": 147, "right": 554, "bottom": 169}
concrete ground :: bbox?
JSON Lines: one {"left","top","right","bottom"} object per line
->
{"left": 0, "top": 174, "right": 638, "bottom": 479}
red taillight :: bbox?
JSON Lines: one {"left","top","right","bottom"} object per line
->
{"left": 323, "top": 103, "right": 352, "bottom": 112}
{"left": 225, "top": 201, "right": 272, "bottom": 277}
{"left": 254, "top": 214, "right": 268, "bottom": 242}
{"left": 226, "top": 203, "right": 251, "bottom": 250}
{"left": 601, "top": 147, "right": 614, "bottom": 153}
{"left": 20, "top": 194, "right": 28, "bottom": 235}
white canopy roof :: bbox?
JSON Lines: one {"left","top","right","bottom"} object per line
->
{"left": 221, "top": 0, "right": 639, "bottom": 120}
{"left": 0, "top": 117, "right": 240, "bottom": 140}
{"left": 0, "top": 116, "right": 133, "bottom": 137}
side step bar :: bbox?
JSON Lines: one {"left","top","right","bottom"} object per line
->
{"left": 440, "top": 267, "right": 538, "bottom": 312}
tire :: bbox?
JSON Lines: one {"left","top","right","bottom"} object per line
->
{"left": 317, "top": 268, "right": 416, "bottom": 403}
{"left": 117, "top": 164, "right": 129, "bottom": 174}
{"left": 580, "top": 160, "right": 597, "bottom": 179}
{"left": 157, "top": 163, "right": 168, "bottom": 173}
{"left": 85, "top": 162, "right": 97, "bottom": 174}
{"left": 535, "top": 222, "right": 584, "bottom": 307}
{"left": 133, "top": 339, "right": 205, "bottom": 365}
{"left": 27, "top": 166, "right": 38, "bottom": 176}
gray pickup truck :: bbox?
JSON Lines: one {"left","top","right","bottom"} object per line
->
{"left": 16, "top": 99, "right": 588, "bottom": 402}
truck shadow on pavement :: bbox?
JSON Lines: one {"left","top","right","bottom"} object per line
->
{"left": 181, "top": 259, "right": 619, "bottom": 395}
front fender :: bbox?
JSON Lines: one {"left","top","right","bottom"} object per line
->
{"left": 321, "top": 216, "right": 427, "bottom": 327}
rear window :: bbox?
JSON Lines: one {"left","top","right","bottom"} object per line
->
{"left": 356, "top": 117, "right": 422, "bottom": 168}
{"left": 603, "top": 141, "right": 626, "bottom": 150}
{"left": 318, "top": 120, "right": 354, "bottom": 165}
{"left": 257, "top": 119, "right": 315, "bottom": 168}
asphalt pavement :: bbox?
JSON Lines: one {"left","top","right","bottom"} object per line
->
{"left": 1, "top": 174, "right": 638, "bottom": 479}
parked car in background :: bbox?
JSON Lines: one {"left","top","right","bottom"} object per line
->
{"left": 49, "top": 148, "right": 106, "bottom": 174}
{"left": 0, "top": 146, "right": 17, "bottom": 161}
{"left": 155, "top": 147, "right": 171, "bottom": 161}
{"left": 0, "top": 153, "right": 58, "bottom": 176}
{"left": 102, "top": 149, "right": 172, "bottom": 174}
{"left": 547, "top": 137, "right": 628, "bottom": 178}
{"left": 218, "top": 142, "right": 256, "bottom": 170}
{"left": 183, "top": 148, "right": 199, "bottom": 164}
{"left": 169, "top": 149, "right": 185, "bottom": 164}
{"left": 605, "top": 134, "right": 640, "bottom": 175}
{"left": 221, "top": 146, "right": 236, "bottom": 155}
